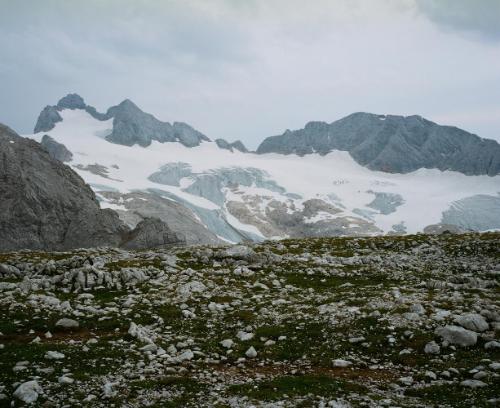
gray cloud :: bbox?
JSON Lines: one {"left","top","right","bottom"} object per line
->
{"left": 416, "top": 0, "right": 500, "bottom": 41}
{"left": 0, "top": 0, "right": 499, "bottom": 148}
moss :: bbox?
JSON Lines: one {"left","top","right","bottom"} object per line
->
{"left": 228, "top": 374, "right": 367, "bottom": 401}
{"left": 405, "top": 379, "right": 500, "bottom": 407}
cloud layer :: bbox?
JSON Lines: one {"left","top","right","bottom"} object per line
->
{"left": 1, "top": 0, "right": 499, "bottom": 147}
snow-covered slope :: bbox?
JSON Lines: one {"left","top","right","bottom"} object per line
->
{"left": 27, "top": 99, "right": 500, "bottom": 243}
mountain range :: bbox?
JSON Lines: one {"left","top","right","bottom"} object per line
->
{"left": 2, "top": 93, "right": 499, "bottom": 250}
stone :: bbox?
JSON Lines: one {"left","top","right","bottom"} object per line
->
{"left": 177, "top": 281, "right": 207, "bottom": 297}
{"left": 58, "top": 375, "right": 74, "bottom": 384}
{"left": 245, "top": 346, "right": 257, "bottom": 358}
{"left": 409, "top": 303, "right": 425, "bottom": 315}
{"left": 333, "top": 359, "right": 352, "bottom": 368}
{"left": 454, "top": 313, "right": 489, "bottom": 332}
{"left": 13, "top": 381, "right": 42, "bottom": 403}
{"left": 424, "top": 341, "right": 441, "bottom": 354}
{"left": 460, "top": 380, "right": 487, "bottom": 388}
{"left": 178, "top": 350, "right": 194, "bottom": 361}
{"left": 237, "top": 331, "right": 254, "bottom": 341}
{"left": 45, "top": 351, "right": 65, "bottom": 360}
{"left": 220, "top": 339, "right": 234, "bottom": 349}
{"left": 102, "top": 382, "right": 117, "bottom": 398}
{"left": 55, "top": 318, "right": 79, "bottom": 329}
{"left": 484, "top": 341, "right": 500, "bottom": 350}
{"left": 435, "top": 325, "right": 477, "bottom": 347}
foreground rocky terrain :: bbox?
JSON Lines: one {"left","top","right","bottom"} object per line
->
{"left": 0, "top": 232, "right": 499, "bottom": 407}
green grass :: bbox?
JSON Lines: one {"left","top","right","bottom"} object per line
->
{"left": 228, "top": 374, "right": 367, "bottom": 401}
{"left": 405, "top": 378, "right": 500, "bottom": 407}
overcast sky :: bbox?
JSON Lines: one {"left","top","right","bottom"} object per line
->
{"left": 1, "top": 0, "right": 499, "bottom": 148}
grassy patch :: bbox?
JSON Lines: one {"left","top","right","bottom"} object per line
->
{"left": 229, "top": 374, "right": 366, "bottom": 401}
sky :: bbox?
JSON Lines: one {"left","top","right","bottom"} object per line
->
{"left": 0, "top": 0, "right": 499, "bottom": 149}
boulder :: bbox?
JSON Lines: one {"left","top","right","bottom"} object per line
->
{"left": 121, "top": 217, "right": 184, "bottom": 249}
{"left": 454, "top": 313, "right": 489, "bottom": 332}
{"left": 55, "top": 318, "right": 79, "bottom": 329}
{"left": 13, "top": 381, "right": 43, "bottom": 404}
{"left": 435, "top": 325, "right": 477, "bottom": 347}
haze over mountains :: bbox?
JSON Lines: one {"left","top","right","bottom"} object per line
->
{"left": 2, "top": 93, "right": 500, "bottom": 250}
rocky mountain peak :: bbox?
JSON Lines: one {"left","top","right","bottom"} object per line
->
{"left": 35, "top": 94, "right": 211, "bottom": 149}
{"left": 56, "top": 93, "right": 87, "bottom": 110}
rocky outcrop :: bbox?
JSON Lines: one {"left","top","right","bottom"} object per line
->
{"left": 257, "top": 113, "right": 500, "bottom": 176}
{"left": 40, "top": 135, "right": 73, "bottom": 162}
{"left": 0, "top": 124, "right": 181, "bottom": 251}
{"left": 215, "top": 138, "right": 249, "bottom": 153}
{"left": 121, "top": 217, "right": 184, "bottom": 249}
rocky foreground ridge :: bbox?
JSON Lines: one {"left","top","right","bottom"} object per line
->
{"left": 0, "top": 232, "right": 498, "bottom": 406}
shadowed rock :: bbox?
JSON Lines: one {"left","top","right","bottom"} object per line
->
{"left": 0, "top": 124, "right": 183, "bottom": 251}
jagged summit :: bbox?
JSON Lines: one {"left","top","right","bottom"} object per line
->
{"left": 34, "top": 94, "right": 211, "bottom": 148}
{"left": 257, "top": 112, "right": 500, "bottom": 176}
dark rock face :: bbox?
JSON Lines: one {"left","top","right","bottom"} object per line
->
{"left": 1, "top": 124, "right": 185, "bottom": 251}
{"left": 121, "top": 217, "right": 184, "bottom": 249}
{"left": 0, "top": 124, "right": 129, "bottom": 251}
{"left": 105, "top": 99, "right": 209, "bottom": 147}
{"left": 257, "top": 113, "right": 500, "bottom": 176}
{"left": 40, "top": 135, "right": 73, "bottom": 162}
{"left": 215, "top": 138, "right": 249, "bottom": 153}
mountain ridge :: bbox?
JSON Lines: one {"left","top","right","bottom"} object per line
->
{"left": 257, "top": 112, "right": 500, "bottom": 176}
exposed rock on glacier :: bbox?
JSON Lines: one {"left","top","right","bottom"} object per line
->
{"left": 148, "top": 162, "right": 193, "bottom": 186}
{"left": 215, "top": 138, "right": 249, "bottom": 152}
{"left": 121, "top": 217, "right": 184, "bottom": 249}
{"left": 366, "top": 191, "right": 404, "bottom": 215}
